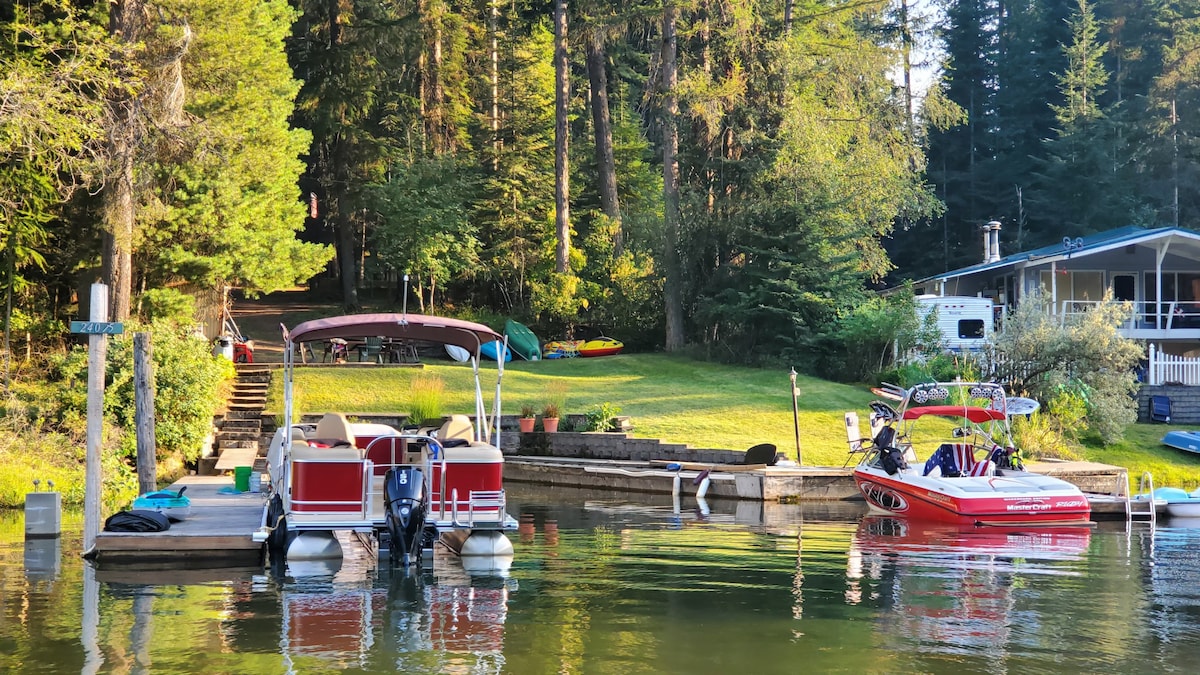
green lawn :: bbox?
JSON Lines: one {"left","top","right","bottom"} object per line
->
{"left": 266, "top": 352, "right": 1200, "bottom": 486}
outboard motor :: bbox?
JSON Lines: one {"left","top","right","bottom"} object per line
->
{"left": 384, "top": 467, "right": 429, "bottom": 567}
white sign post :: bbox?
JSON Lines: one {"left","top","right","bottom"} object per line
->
{"left": 82, "top": 283, "right": 109, "bottom": 554}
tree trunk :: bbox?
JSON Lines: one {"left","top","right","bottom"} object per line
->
{"left": 661, "top": 2, "right": 685, "bottom": 351}
{"left": 586, "top": 32, "right": 622, "bottom": 255}
{"left": 326, "top": 0, "right": 359, "bottom": 310}
{"left": 554, "top": 0, "right": 571, "bottom": 273}
{"left": 103, "top": 0, "right": 143, "bottom": 322}
{"left": 490, "top": 0, "right": 501, "bottom": 170}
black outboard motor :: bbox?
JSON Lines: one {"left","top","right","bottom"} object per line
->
{"left": 384, "top": 467, "right": 428, "bottom": 567}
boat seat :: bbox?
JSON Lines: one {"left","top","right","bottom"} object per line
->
{"left": 968, "top": 458, "right": 995, "bottom": 477}
{"left": 291, "top": 444, "right": 362, "bottom": 461}
{"left": 437, "top": 415, "right": 475, "bottom": 446}
{"left": 311, "top": 412, "right": 356, "bottom": 448}
{"left": 924, "top": 443, "right": 975, "bottom": 477}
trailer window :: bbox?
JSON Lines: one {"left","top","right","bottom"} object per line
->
{"left": 958, "top": 319, "right": 985, "bottom": 339}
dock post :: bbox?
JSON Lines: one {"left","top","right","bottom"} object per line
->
{"left": 83, "top": 283, "right": 108, "bottom": 554}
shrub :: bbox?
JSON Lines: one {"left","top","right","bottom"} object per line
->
{"left": 583, "top": 402, "right": 622, "bottom": 431}
{"left": 1011, "top": 413, "right": 1081, "bottom": 461}
{"left": 408, "top": 373, "right": 444, "bottom": 425}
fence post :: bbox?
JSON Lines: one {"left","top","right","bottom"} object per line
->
{"left": 1149, "top": 343, "right": 1158, "bottom": 386}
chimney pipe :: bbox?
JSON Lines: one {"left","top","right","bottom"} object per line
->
{"left": 982, "top": 224, "right": 992, "bottom": 264}
{"left": 987, "top": 220, "right": 1001, "bottom": 263}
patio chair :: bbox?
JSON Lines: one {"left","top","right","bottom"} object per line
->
{"left": 1150, "top": 395, "right": 1172, "bottom": 423}
{"left": 358, "top": 336, "right": 384, "bottom": 363}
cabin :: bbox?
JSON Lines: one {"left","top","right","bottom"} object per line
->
{"left": 909, "top": 224, "right": 1200, "bottom": 390}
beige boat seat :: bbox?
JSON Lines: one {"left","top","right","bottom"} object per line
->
{"left": 312, "top": 412, "right": 355, "bottom": 447}
{"left": 437, "top": 414, "right": 475, "bottom": 447}
{"left": 291, "top": 443, "right": 362, "bottom": 461}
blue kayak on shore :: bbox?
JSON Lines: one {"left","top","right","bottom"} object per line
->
{"left": 1162, "top": 430, "right": 1200, "bottom": 454}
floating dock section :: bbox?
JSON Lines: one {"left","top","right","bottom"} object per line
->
{"left": 91, "top": 476, "right": 265, "bottom": 566}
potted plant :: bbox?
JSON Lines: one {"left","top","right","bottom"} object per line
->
{"left": 519, "top": 405, "right": 537, "bottom": 433}
{"left": 541, "top": 402, "right": 560, "bottom": 433}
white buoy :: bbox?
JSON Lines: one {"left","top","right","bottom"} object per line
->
{"left": 287, "top": 531, "right": 343, "bottom": 561}
{"left": 460, "top": 530, "right": 514, "bottom": 557}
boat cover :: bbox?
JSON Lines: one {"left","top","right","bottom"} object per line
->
{"left": 104, "top": 510, "right": 171, "bottom": 532}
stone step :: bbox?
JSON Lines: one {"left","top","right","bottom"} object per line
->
{"left": 234, "top": 375, "right": 272, "bottom": 385}
{"left": 234, "top": 364, "right": 271, "bottom": 375}
{"left": 228, "top": 402, "right": 265, "bottom": 411}
{"left": 224, "top": 410, "right": 264, "bottom": 421}
{"left": 220, "top": 420, "right": 261, "bottom": 431}
{"left": 218, "top": 439, "right": 259, "bottom": 450}
{"left": 215, "top": 430, "right": 260, "bottom": 442}
{"left": 233, "top": 385, "right": 269, "bottom": 395}
{"left": 229, "top": 396, "right": 266, "bottom": 405}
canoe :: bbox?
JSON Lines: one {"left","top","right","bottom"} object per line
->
{"left": 504, "top": 320, "right": 541, "bottom": 361}
{"left": 480, "top": 340, "right": 512, "bottom": 362}
{"left": 578, "top": 337, "right": 623, "bottom": 357}
{"left": 1162, "top": 430, "right": 1200, "bottom": 454}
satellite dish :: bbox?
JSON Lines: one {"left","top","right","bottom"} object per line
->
{"left": 1062, "top": 236, "right": 1072, "bottom": 248}
{"left": 1075, "top": 237, "right": 1084, "bottom": 248}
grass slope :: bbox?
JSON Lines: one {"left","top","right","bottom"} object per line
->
{"left": 271, "top": 353, "right": 875, "bottom": 466}
{"left": 269, "top": 352, "right": 1200, "bottom": 485}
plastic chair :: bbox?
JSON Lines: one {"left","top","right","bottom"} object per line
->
{"left": 1150, "top": 395, "right": 1172, "bottom": 423}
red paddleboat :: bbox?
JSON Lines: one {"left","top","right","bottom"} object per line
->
{"left": 577, "top": 337, "right": 623, "bottom": 357}
{"left": 851, "top": 381, "right": 1092, "bottom": 528}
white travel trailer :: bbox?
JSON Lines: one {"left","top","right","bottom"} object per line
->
{"left": 916, "top": 295, "right": 995, "bottom": 353}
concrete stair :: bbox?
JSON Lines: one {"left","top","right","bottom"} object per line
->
{"left": 199, "top": 363, "right": 271, "bottom": 475}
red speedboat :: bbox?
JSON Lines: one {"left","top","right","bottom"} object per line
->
{"left": 851, "top": 381, "right": 1092, "bottom": 527}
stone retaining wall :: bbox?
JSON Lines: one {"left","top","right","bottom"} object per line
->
{"left": 513, "top": 431, "right": 747, "bottom": 464}
{"left": 1136, "top": 385, "right": 1200, "bottom": 423}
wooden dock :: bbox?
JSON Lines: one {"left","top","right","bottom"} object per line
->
{"left": 91, "top": 475, "right": 266, "bottom": 566}
{"left": 503, "top": 456, "right": 1149, "bottom": 519}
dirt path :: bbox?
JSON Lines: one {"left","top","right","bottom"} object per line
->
{"left": 227, "top": 291, "right": 341, "bottom": 363}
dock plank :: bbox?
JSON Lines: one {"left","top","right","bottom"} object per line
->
{"left": 93, "top": 475, "right": 265, "bottom": 565}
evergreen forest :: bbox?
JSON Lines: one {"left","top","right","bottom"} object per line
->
{"left": 4, "top": 0, "right": 1200, "bottom": 369}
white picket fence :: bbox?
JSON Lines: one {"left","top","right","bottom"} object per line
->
{"left": 1148, "top": 343, "right": 1200, "bottom": 385}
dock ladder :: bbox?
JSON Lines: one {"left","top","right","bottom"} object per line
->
{"left": 1125, "top": 470, "right": 1157, "bottom": 527}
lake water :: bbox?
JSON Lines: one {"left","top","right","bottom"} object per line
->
{"left": 2, "top": 485, "right": 1199, "bottom": 674}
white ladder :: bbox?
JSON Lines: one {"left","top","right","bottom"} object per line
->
{"left": 1126, "top": 470, "right": 1157, "bottom": 527}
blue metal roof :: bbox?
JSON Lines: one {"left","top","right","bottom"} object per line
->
{"left": 915, "top": 226, "right": 1200, "bottom": 283}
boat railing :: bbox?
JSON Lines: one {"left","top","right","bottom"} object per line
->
{"left": 361, "top": 433, "right": 506, "bottom": 528}
{"left": 438, "top": 488, "right": 508, "bottom": 528}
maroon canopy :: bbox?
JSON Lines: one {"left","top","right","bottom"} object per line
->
{"left": 285, "top": 314, "right": 502, "bottom": 352}
{"left": 901, "top": 405, "right": 1007, "bottom": 423}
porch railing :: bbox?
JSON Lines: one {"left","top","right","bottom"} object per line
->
{"left": 1147, "top": 343, "right": 1200, "bottom": 385}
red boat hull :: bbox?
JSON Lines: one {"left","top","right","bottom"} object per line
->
{"left": 579, "top": 346, "right": 622, "bottom": 357}
{"left": 854, "top": 471, "right": 1092, "bottom": 527}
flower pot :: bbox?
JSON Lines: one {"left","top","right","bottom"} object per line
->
{"left": 519, "top": 417, "right": 536, "bottom": 433}
{"left": 542, "top": 417, "right": 559, "bottom": 433}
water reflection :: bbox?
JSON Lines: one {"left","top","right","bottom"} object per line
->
{"left": 847, "top": 517, "right": 1092, "bottom": 661}
{"left": 13, "top": 491, "right": 1200, "bottom": 673}
{"left": 272, "top": 548, "right": 515, "bottom": 674}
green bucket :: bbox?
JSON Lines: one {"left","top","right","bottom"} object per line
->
{"left": 234, "top": 465, "right": 252, "bottom": 492}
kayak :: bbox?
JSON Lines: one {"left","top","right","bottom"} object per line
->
{"left": 480, "top": 340, "right": 512, "bottom": 362}
{"left": 504, "top": 320, "right": 541, "bottom": 361}
{"left": 578, "top": 337, "right": 623, "bottom": 357}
